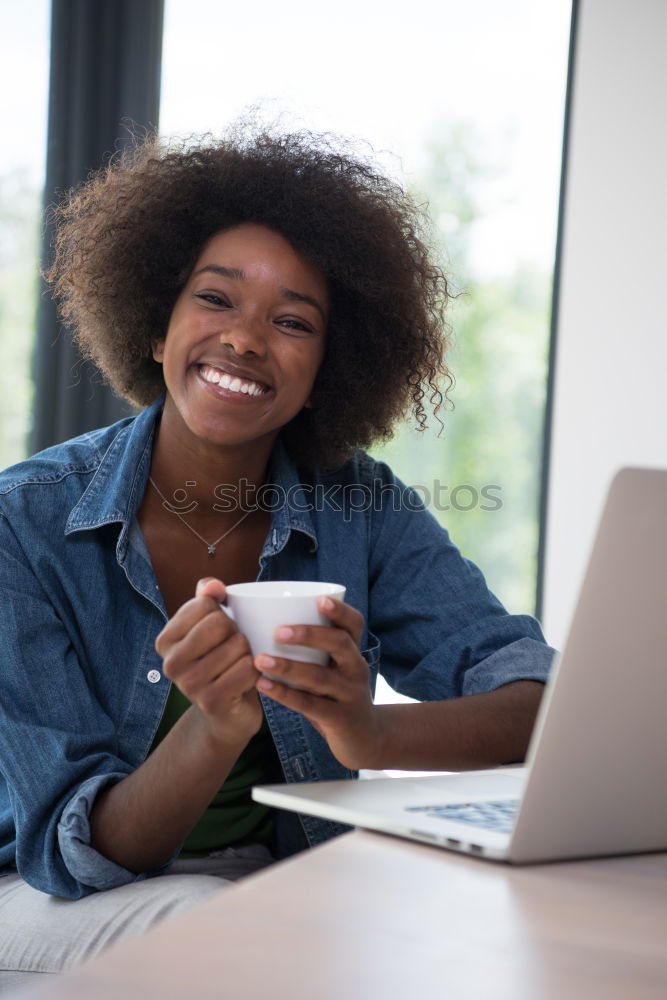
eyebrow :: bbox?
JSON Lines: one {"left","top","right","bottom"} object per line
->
{"left": 192, "top": 265, "right": 327, "bottom": 323}
{"left": 280, "top": 287, "right": 327, "bottom": 323}
{"left": 193, "top": 265, "right": 245, "bottom": 281}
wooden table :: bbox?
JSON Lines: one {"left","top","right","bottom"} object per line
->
{"left": 16, "top": 830, "right": 667, "bottom": 999}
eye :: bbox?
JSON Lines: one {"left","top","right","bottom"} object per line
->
{"left": 195, "top": 292, "right": 231, "bottom": 308}
{"left": 275, "top": 317, "right": 316, "bottom": 336}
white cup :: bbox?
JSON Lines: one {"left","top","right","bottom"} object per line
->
{"left": 223, "top": 581, "right": 346, "bottom": 669}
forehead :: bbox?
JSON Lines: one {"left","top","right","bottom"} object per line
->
{"left": 193, "top": 223, "right": 329, "bottom": 297}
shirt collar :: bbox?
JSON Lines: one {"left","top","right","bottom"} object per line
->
{"left": 65, "top": 398, "right": 160, "bottom": 535}
{"left": 66, "top": 397, "right": 318, "bottom": 552}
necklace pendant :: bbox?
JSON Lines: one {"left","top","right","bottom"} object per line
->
{"left": 148, "top": 477, "right": 252, "bottom": 557}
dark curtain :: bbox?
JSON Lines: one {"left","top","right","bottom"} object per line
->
{"left": 31, "top": 0, "right": 164, "bottom": 453}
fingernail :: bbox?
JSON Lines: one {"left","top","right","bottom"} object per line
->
{"left": 256, "top": 655, "right": 276, "bottom": 669}
{"left": 276, "top": 627, "right": 293, "bottom": 641}
{"left": 257, "top": 678, "right": 274, "bottom": 691}
{"left": 319, "top": 596, "right": 334, "bottom": 611}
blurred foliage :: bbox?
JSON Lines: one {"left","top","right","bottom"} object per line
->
{"left": 370, "top": 123, "right": 551, "bottom": 614}
{"left": 0, "top": 124, "right": 552, "bottom": 616}
{"left": 0, "top": 171, "right": 39, "bottom": 469}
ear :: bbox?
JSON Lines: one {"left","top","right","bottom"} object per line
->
{"left": 152, "top": 339, "right": 165, "bottom": 362}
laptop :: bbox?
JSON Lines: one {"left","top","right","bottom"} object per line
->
{"left": 253, "top": 467, "right": 667, "bottom": 863}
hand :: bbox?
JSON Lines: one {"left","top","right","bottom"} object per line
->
{"left": 254, "top": 598, "right": 386, "bottom": 770}
{"left": 155, "top": 577, "right": 263, "bottom": 751}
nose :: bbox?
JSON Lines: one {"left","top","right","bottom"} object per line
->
{"left": 219, "top": 318, "right": 267, "bottom": 358}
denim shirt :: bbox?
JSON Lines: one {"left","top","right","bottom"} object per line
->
{"left": 0, "top": 399, "right": 554, "bottom": 898}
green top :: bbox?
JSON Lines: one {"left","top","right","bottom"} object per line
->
{"left": 150, "top": 684, "right": 277, "bottom": 857}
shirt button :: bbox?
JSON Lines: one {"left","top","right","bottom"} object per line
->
{"left": 147, "top": 670, "right": 161, "bottom": 684}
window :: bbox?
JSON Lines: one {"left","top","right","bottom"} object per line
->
{"left": 160, "top": 0, "right": 571, "bottom": 698}
{"left": 0, "top": 2, "right": 50, "bottom": 468}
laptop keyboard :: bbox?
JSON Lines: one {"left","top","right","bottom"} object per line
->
{"left": 405, "top": 799, "right": 520, "bottom": 834}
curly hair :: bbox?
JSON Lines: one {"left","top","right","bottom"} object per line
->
{"left": 46, "top": 124, "right": 453, "bottom": 468}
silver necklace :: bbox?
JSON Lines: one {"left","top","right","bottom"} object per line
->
{"left": 148, "top": 477, "right": 254, "bottom": 557}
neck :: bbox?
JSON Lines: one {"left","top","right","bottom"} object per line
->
{"left": 149, "top": 418, "right": 277, "bottom": 518}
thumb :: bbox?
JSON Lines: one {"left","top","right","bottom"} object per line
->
{"left": 195, "top": 577, "right": 227, "bottom": 601}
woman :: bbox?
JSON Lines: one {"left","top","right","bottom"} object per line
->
{"left": 0, "top": 126, "right": 554, "bottom": 981}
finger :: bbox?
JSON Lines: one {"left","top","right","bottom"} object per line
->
{"left": 156, "top": 595, "right": 236, "bottom": 656}
{"left": 199, "top": 655, "right": 262, "bottom": 720}
{"left": 316, "top": 597, "right": 364, "bottom": 644}
{"left": 256, "top": 673, "right": 339, "bottom": 724}
{"left": 274, "top": 623, "right": 358, "bottom": 673}
{"left": 159, "top": 607, "right": 242, "bottom": 670}
{"left": 254, "top": 654, "right": 342, "bottom": 698}
{"left": 177, "top": 648, "right": 257, "bottom": 710}
{"left": 195, "top": 577, "right": 227, "bottom": 601}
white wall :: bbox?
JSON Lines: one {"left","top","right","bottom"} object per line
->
{"left": 542, "top": 0, "right": 667, "bottom": 648}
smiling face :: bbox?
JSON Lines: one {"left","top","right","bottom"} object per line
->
{"left": 152, "top": 223, "right": 329, "bottom": 464}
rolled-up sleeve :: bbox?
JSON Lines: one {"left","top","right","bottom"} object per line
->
{"left": 366, "top": 465, "right": 556, "bottom": 699}
{"left": 57, "top": 774, "right": 155, "bottom": 893}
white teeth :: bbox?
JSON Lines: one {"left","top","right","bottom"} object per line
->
{"left": 200, "top": 365, "right": 266, "bottom": 396}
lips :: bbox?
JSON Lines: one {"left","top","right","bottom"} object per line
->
{"left": 197, "top": 362, "right": 271, "bottom": 397}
